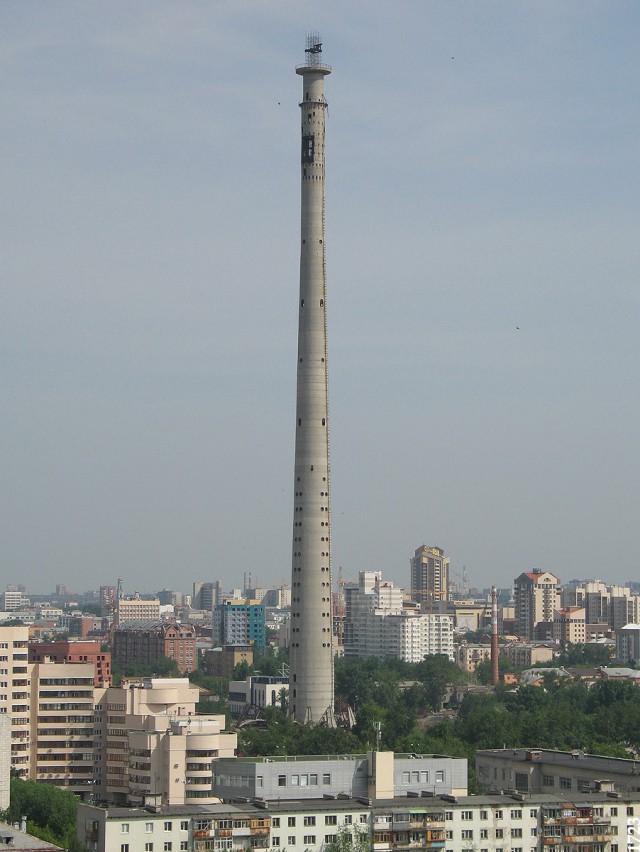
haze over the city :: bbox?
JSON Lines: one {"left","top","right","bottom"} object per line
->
{"left": 3, "top": 2, "right": 640, "bottom": 594}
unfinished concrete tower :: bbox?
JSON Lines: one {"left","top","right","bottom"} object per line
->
{"left": 289, "top": 34, "right": 334, "bottom": 725}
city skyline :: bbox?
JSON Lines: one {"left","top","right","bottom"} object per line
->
{"left": 3, "top": 3, "right": 640, "bottom": 593}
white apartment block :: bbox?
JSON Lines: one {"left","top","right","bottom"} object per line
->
{"left": 345, "top": 572, "right": 454, "bottom": 662}
{"left": 78, "top": 789, "right": 640, "bottom": 852}
{"left": 96, "top": 677, "right": 236, "bottom": 807}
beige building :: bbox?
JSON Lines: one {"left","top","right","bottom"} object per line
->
{"left": 513, "top": 570, "right": 560, "bottom": 639}
{"left": 553, "top": 606, "right": 586, "bottom": 646}
{"left": 410, "top": 545, "right": 450, "bottom": 607}
{"left": 499, "top": 642, "right": 554, "bottom": 668}
{"left": 0, "top": 624, "right": 31, "bottom": 777}
{"left": 203, "top": 644, "right": 254, "bottom": 679}
{"left": 455, "top": 644, "right": 492, "bottom": 673}
{"left": 115, "top": 597, "right": 161, "bottom": 625}
{"left": 32, "top": 659, "right": 95, "bottom": 793}
{"left": 97, "top": 677, "right": 236, "bottom": 807}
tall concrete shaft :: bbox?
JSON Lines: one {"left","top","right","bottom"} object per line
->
{"left": 289, "top": 35, "right": 334, "bottom": 725}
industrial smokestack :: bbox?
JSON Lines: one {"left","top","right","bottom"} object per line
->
{"left": 491, "top": 586, "right": 499, "bottom": 686}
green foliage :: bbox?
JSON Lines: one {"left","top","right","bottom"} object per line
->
{"left": 553, "top": 642, "right": 615, "bottom": 667}
{"left": 3, "top": 776, "right": 85, "bottom": 849}
{"left": 238, "top": 708, "right": 363, "bottom": 757}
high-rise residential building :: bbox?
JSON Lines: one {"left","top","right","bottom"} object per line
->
{"left": 95, "top": 677, "right": 236, "bottom": 806}
{"left": 513, "top": 570, "right": 561, "bottom": 640}
{"left": 288, "top": 35, "right": 334, "bottom": 725}
{"left": 31, "top": 660, "right": 95, "bottom": 793}
{"left": 112, "top": 622, "right": 197, "bottom": 674}
{"left": 617, "top": 624, "right": 640, "bottom": 665}
{"left": 214, "top": 600, "right": 266, "bottom": 652}
{"left": 28, "top": 638, "right": 111, "bottom": 686}
{"left": 410, "top": 546, "right": 450, "bottom": 608}
{"left": 0, "top": 715, "right": 10, "bottom": 811}
{"left": 344, "top": 572, "right": 454, "bottom": 662}
{"left": 99, "top": 585, "right": 117, "bottom": 614}
{"left": 0, "top": 625, "right": 31, "bottom": 777}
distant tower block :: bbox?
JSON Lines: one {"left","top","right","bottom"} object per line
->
{"left": 289, "top": 34, "right": 334, "bottom": 725}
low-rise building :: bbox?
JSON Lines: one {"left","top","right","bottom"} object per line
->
{"left": 228, "top": 674, "right": 289, "bottom": 716}
{"left": 477, "top": 747, "right": 640, "bottom": 796}
{"left": 202, "top": 644, "right": 254, "bottom": 679}
{"left": 455, "top": 644, "right": 491, "bottom": 673}
{"left": 500, "top": 642, "right": 554, "bottom": 668}
{"left": 77, "top": 788, "right": 640, "bottom": 852}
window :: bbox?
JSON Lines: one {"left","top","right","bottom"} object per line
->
{"left": 304, "top": 816, "right": 316, "bottom": 826}
{"left": 529, "top": 809, "right": 537, "bottom": 818}
{"left": 272, "top": 838, "right": 280, "bottom": 847}
{"left": 180, "top": 821, "right": 188, "bottom": 831}
{"left": 278, "top": 775, "right": 286, "bottom": 787}
{"left": 462, "top": 811, "right": 473, "bottom": 820}
{"left": 530, "top": 828, "right": 537, "bottom": 836}
{"left": 272, "top": 818, "right": 280, "bottom": 828}
{"left": 164, "top": 844, "right": 172, "bottom": 852}
{"left": 291, "top": 774, "right": 299, "bottom": 786}
{"left": 288, "top": 836, "right": 296, "bottom": 846}
{"left": 146, "top": 823, "right": 154, "bottom": 833}
{"left": 446, "top": 831, "right": 453, "bottom": 839}
{"left": 344, "top": 815, "right": 353, "bottom": 825}
{"left": 481, "top": 829, "right": 488, "bottom": 839}
{"left": 288, "top": 817, "right": 296, "bottom": 827}
{"left": 496, "top": 828, "right": 504, "bottom": 838}
{"left": 121, "top": 825, "right": 130, "bottom": 833}
{"left": 145, "top": 845, "right": 153, "bottom": 851}
{"left": 543, "top": 775, "right": 554, "bottom": 787}
{"left": 325, "top": 835, "right": 337, "bottom": 844}
{"left": 610, "top": 807, "right": 618, "bottom": 817}
{"left": 402, "top": 771, "right": 410, "bottom": 783}
{"left": 180, "top": 844, "right": 187, "bottom": 851}
{"left": 445, "top": 811, "right": 453, "bottom": 821}
{"left": 325, "top": 815, "right": 337, "bottom": 825}
{"left": 164, "top": 822, "right": 172, "bottom": 831}
{"left": 511, "top": 809, "right": 522, "bottom": 819}
{"left": 323, "top": 773, "right": 331, "bottom": 785}
{"left": 559, "top": 777, "right": 571, "bottom": 789}
{"left": 121, "top": 846, "right": 129, "bottom": 852}
{"left": 495, "top": 810, "right": 503, "bottom": 819}
{"left": 303, "top": 836, "right": 316, "bottom": 845}
{"left": 462, "top": 829, "right": 473, "bottom": 839}
{"left": 436, "top": 770, "right": 444, "bottom": 782}
{"left": 511, "top": 828, "right": 523, "bottom": 837}
{"left": 480, "top": 810, "right": 488, "bottom": 820}
{"left": 359, "top": 814, "right": 367, "bottom": 823}
{"left": 628, "top": 807, "right": 635, "bottom": 817}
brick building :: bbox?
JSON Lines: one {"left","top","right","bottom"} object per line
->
{"left": 29, "top": 638, "right": 111, "bottom": 686}
{"left": 112, "top": 622, "right": 197, "bottom": 674}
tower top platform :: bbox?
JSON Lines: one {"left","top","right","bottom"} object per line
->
{"left": 296, "top": 32, "right": 331, "bottom": 75}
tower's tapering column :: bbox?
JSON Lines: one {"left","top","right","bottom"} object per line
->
{"left": 289, "top": 35, "right": 334, "bottom": 725}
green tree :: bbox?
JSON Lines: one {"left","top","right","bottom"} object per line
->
{"left": 323, "top": 824, "right": 371, "bottom": 851}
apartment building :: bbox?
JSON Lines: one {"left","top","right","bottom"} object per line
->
{"left": 96, "top": 677, "right": 236, "bottom": 807}
{"left": 344, "top": 572, "right": 454, "bottom": 662}
{"left": 553, "top": 606, "right": 586, "bottom": 646}
{"left": 500, "top": 642, "right": 554, "bottom": 668}
{"left": 456, "top": 644, "right": 492, "bottom": 673}
{"left": 0, "top": 624, "right": 32, "bottom": 777}
{"left": 29, "top": 638, "right": 111, "bottom": 686}
{"left": 213, "top": 600, "right": 266, "bottom": 651}
{"left": 514, "top": 571, "right": 561, "bottom": 640}
{"left": 32, "top": 660, "right": 95, "bottom": 793}
{"left": 77, "top": 789, "right": 640, "bottom": 852}
{"left": 617, "top": 623, "right": 640, "bottom": 664}
{"left": 410, "top": 545, "right": 450, "bottom": 607}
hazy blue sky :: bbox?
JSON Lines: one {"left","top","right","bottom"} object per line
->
{"left": 2, "top": 1, "right": 640, "bottom": 597}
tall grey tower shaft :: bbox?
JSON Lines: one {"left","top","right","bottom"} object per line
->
{"left": 289, "top": 37, "right": 334, "bottom": 725}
